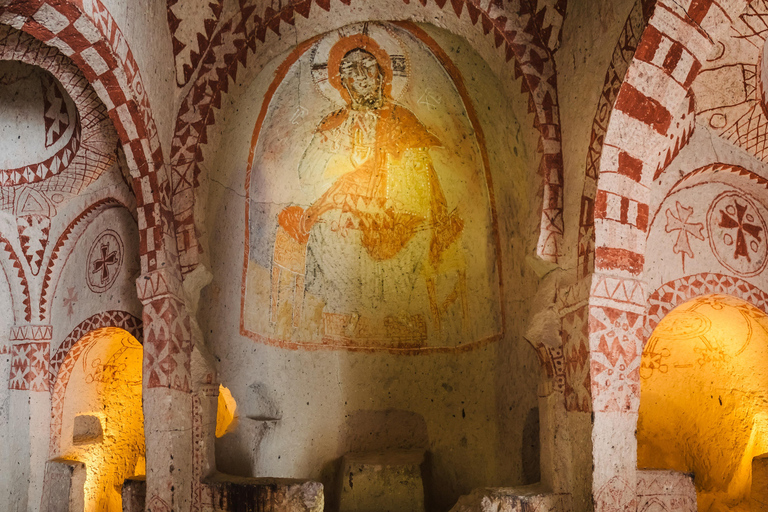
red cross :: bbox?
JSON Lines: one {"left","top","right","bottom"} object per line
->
{"left": 91, "top": 242, "right": 118, "bottom": 284}
{"left": 719, "top": 201, "right": 763, "bottom": 262}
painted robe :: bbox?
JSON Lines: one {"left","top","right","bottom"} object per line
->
{"left": 278, "top": 101, "right": 463, "bottom": 316}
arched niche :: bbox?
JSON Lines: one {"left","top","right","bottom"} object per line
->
{"left": 638, "top": 293, "right": 768, "bottom": 511}
{"left": 49, "top": 326, "right": 144, "bottom": 512}
{"left": 201, "top": 18, "right": 540, "bottom": 512}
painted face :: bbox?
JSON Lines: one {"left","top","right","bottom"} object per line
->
{"left": 339, "top": 49, "right": 383, "bottom": 109}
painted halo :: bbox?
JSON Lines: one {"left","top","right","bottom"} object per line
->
{"left": 310, "top": 22, "right": 410, "bottom": 105}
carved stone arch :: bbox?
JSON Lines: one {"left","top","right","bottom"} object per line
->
{"left": 0, "top": 25, "right": 110, "bottom": 192}
{"left": 0, "top": 0, "right": 177, "bottom": 275}
{"left": 584, "top": 1, "right": 754, "bottom": 509}
{"left": 170, "top": 0, "right": 566, "bottom": 274}
{"left": 48, "top": 310, "right": 142, "bottom": 457}
{"left": 646, "top": 273, "right": 768, "bottom": 341}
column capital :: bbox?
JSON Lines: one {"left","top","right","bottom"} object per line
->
{"left": 10, "top": 325, "right": 53, "bottom": 343}
{"left": 136, "top": 268, "right": 184, "bottom": 305}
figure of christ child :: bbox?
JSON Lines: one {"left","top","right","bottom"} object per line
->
{"left": 271, "top": 34, "right": 466, "bottom": 339}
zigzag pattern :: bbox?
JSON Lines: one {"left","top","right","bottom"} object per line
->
{"left": 167, "top": 0, "right": 225, "bottom": 86}
{"left": 169, "top": 0, "right": 565, "bottom": 274}
{"left": 39, "top": 198, "right": 124, "bottom": 321}
{"left": 0, "top": 235, "right": 31, "bottom": 322}
{"left": 17, "top": 214, "right": 50, "bottom": 276}
{"left": 0, "top": 0, "right": 175, "bottom": 275}
{"left": 41, "top": 72, "right": 70, "bottom": 148}
{"left": 646, "top": 273, "right": 768, "bottom": 338}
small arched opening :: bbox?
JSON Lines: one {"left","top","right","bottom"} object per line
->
{"left": 49, "top": 326, "right": 144, "bottom": 511}
{"left": 638, "top": 294, "right": 768, "bottom": 511}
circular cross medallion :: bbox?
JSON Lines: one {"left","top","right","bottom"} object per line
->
{"left": 86, "top": 229, "right": 123, "bottom": 293}
{"left": 707, "top": 192, "right": 767, "bottom": 277}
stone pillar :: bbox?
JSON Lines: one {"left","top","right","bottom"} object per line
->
{"left": 7, "top": 324, "right": 53, "bottom": 511}
{"left": 192, "top": 383, "right": 218, "bottom": 512}
{"left": 524, "top": 270, "right": 573, "bottom": 497}
{"left": 137, "top": 269, "right": 194, "bottom": 511}
{"left": 587, "top": 274, "right": 646, "bottom": 512}
{"left": 752, "top": 454, "right": 768, "bottom": 510}
{"left": 40, "top": 458, "right": 87, "bottom": 512}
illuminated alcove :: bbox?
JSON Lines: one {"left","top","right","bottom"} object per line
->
{"left": 638, "top": 294, "right": 768, "bottom": 511}
{"left": 52, "top": 327, "right": 145, "bottom": 512}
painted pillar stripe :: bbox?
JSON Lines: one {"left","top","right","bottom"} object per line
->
{"left": 620, "top": 196, "right": 630, "bottom": 224}
{"left": 636, "top": 203, "right": 649, "bottom": 231}
{"left": 635, "top": 23, "right": 662, "bottom": 64}
{"left": 614, "top": 82, "right": 672, "bottom": 135}
{"left": 662, "top": 40, "right": 684, "bottom": 74}
{"left": 618, "top": 151, "right": 643, "bottom": 182}
{"left": 594, "top": 247, "right": 644, "bottom": 275}
{"left": 688, "top": 0, "right": 715, "bottom": 24}
{"left": 683, "top": 56, "right": 702, "bottom": 88}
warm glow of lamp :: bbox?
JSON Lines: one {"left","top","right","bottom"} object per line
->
{"left": 216, "top": 384, "right": 239, "bottom": 438}
{"left": 62, "top": 327, "right": 144, "bottom": 512}
{"left": 638, "top": 294, "right": 768, "bottom": 512}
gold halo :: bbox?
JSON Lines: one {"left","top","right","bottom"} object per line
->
{"left": 310, "top": 22, "right": 409, "bottom": 105}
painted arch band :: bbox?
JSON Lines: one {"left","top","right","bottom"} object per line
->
{"left": 241, "top": 22, "right": 503, "bottom": 352}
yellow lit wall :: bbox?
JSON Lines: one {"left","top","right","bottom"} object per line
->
{"left": 59, "top": 327, "right": 144, "bottom": 512}
{"left": 638, "top": 295, "right": 768, "bottom": 512}
{"left": 216, "top": 384, "right": 238, "bottom": 438}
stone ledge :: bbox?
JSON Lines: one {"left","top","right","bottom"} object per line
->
{"left": 449, "top": 485, "right": 571, "bottom": 512}
{"left": 204, "top": 473, "right": 324, "bottom": 512}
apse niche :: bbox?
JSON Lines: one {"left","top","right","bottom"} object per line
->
{"left": 205, "top": 17, "right": 538, "bottom": 512}
{"left": 638, "top": 295, "right": 768, "bottom": 511}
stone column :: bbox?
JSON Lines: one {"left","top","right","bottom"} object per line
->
{"left": 137, "top": 269, "right": 194, "bottom": 511}
{"left": 7, "top": 324, "right": 53, "bottom": 511}
{"left": 587, "top": 274, "right": 646, "bottom": 512}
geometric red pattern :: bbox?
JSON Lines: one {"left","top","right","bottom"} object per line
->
{"left": 39, "top": 197, "right": 126, "bottom": 321}
{"left": 0, "top": 232, "right": 32, "bottom": 322}
{"left": 0, "top": 2, "right": 194, "bottom": 508}
{"left": 562, "top": 305, "right": 590, "bottom": 412}
{"left": 9, "top": 341, "right": 51, "bottom": 392}
{"left": 593, "top": 0, "right": 736, "bottom": 276}
{"left": 578, "top": 0, "right": 652, "bottom": 279}
{"left": 589, "top": 305, "right": 642, "bottom": 413}
{"left": 594, "top": 475, "right": 637, "bottom": 512}
{"left": 0, "top": 24, "right": 112, "bottom": 199}
{"left": 143, "top": 295, "right": 192, "bottom": 392}
{"left": 646, "top": 273, "right": 768, "bottom": 341}
{"left": 166, "top": 0, "right": 224, "bottom": 86}
{"left": 0, "top": 0, "right": 171, "bottom": 273}
{"left": 587, "top": 2, "right": 751, "bottom": 508}
{"left": 636, "top": 470, "right": 697, "bottom": 512}
{"left": 50, "top": 310, "right": 142, "bottom": 380}
{"left": 41, "top": 71, "right": 70, "bottom": 148}
{"left": 10, "top": 324, "right": 52, "bottom": 341}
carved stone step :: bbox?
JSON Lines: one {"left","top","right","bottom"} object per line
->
{"left": 339, "top": 450, "right": 426, "bottom": 512}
